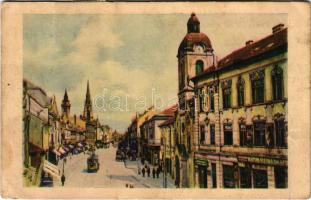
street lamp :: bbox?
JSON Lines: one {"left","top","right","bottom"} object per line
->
{"left": 163, "top": 129, "right": 167, "bottom": 188}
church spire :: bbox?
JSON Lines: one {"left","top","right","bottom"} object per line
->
{"left": 83, "top": 80, "right": 93, "bottom": 122}
{"left": 61, "top": 88, "right": 71, "bottom": 118}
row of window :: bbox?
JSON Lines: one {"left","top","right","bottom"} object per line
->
{"left": 223, "top": 67, "right": 284, "bottom": 109}
{"left": 223, "top": 165, "right": 287, "bottom": 188}
{"left": 199, "top": 118, "right": 287, "bottom": 148}
{"left": 198, "top": 163, "right": 287, "bottom": 188}
{"left": 197, "top": 66, "right": 284, "bottom": 112}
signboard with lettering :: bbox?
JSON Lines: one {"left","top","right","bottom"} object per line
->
{"left": 195, "top": 159, "right": 208, "bottom": 166}
{"left": 238, "top": 156, "right": 287, "bottom": 166}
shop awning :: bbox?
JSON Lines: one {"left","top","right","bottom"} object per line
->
{"left": 29, "top": 142, "right": 44, "bottom": 153}
{"left": 53, "top": 149, "right": 61, "bottom": 156}
{"left": 58, "top": 147, "right": 66, "bottom": 154}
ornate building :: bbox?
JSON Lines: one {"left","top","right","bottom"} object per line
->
{"left": 190, "top": 22, "right": 288, "bottom": 188}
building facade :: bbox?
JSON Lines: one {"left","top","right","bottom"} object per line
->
{"left": 140, "top": 105, "right": 177, "bottom": 166}
{"left": 189, "top": 22, "right": 288, "bottom": 188}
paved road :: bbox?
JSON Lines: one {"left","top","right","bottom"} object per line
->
{"left": 55, "top": 146, "right": 175, "bottom": 188}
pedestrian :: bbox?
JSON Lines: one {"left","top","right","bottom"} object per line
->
{"left": 147, "top": 166, "right": 150, "bottom": 177}
{"left": 152, "top": 168, "right": 156, "bottom": 178}
{"left": 61, "top": 174, "right": 66, "bottom": 186}
{"left": 141, "top": 158, "right": 144, "bottom": 165}
{"left": 64, "top": 157, "right": 67, "bottom": 164}
{"left": 142, "top": 168, "right": 145, "bottom": 177}
{"left": 156, "top": 167, "right": 160, "bottom": 178}
{"left": 123, "top": 156, "right": 127, "bottom": 167}
{"left": 138, "top": 165, "right": 141, "bottom": 175}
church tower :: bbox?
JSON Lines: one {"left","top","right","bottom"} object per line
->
{"left": 177, "top": 13, "right": 216, "bottom": 109}
{"left": 61, "top": 89, "right": 71, "bottom": 118}
{"left": 83, "top": 80, "right": 93, "bottom": 122}
{"left": 175, "top": 13, "right": 217, "bottom": 188}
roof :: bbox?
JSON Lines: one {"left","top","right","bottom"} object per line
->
{"left": 191, "top": 26, "right": 287, "bottom": 81}
{"left": 187, "top": 13, "right": 200, "bottom": 25}
{"left": 49, "top": 95, "right": 59, "bottom": 116}
{"left": 24, "top": 79, "right": 50, "bottom": 108}
{"left": 178, "top": 33, "right": 212, "bottom": 55}
{"left": 159, "top": 117, "right": 175, "bottom": 127}
{"left": 218, "top": 27, "right": 287, "bottom": 69}
{"left": 159, "top": 104, "right": 178, "bottom": 116}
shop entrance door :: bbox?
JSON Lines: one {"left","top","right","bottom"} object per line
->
{"left": 198, "top": 165, "right": 207, "bottom": 188}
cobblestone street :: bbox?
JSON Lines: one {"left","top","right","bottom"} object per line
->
{"left": 55, "top": 146, "right": 175, "bottom": 188}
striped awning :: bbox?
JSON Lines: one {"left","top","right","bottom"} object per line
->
{"left": 58, "top": 147, "right": 66, "bottom": 154}
{"left": 53, "top": 149, "right": 61, "bottom": 156}
{"left": 63, "top": 147, "right": 69, "bottom": 152}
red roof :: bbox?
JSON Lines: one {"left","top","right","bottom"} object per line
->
{"left": 218, "top": 27, "right": 287, "bottom": 69}
{"left": 178, "top": 33, "right": 212, "bottom": 53}
{"left": 29, "top": 142, "right": 44, "bottom": 153}
{"left": 160, "top": 104, "right": 178, "bottom": 116}
{"left": 159, "top": 117, "right": 175, "bottom": 127}
{"left": 191, "top": 26, "right": 287, "bottom": 81}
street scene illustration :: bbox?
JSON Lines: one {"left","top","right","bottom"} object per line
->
{"left": 23, "top": 13, "right": 288, "bottom": 188}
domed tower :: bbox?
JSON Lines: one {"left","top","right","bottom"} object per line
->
{"left": 177, "top": 13, "right": 216, "bottom": 109}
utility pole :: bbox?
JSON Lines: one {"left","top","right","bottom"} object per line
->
{"left": 163, "top": 131, "right": 167, "bottom": 188}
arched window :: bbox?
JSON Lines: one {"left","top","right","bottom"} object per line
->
{"left": 271, "top": 66, "right": 284, "bottom": 101}
{"left": 237, "top": 77, "right": 245, "bottom": 106}
{"left": 195, "top": 60, "right": 204, "bottom": 75}
{"left": 250, "top": 70, "right": 265, "bottom": 104}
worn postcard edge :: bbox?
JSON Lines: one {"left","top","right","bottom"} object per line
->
{"left": 1, "top": 2, "right": 310, "bottom": 199}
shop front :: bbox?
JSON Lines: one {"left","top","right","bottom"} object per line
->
{"left": 237, "top": 155, "right": 288, "bottom": 188}
{"left": 195, "top": 159, "right": 208, "bottom": 188}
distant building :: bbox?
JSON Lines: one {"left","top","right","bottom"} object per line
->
{"left": 128, "top": 106, "right": 157, "bottom": 157}
{"left": 140, "top": 104, "right": 177, "bottom": 165}
{"left": 82, "top": 81, "right": 97, "bottom": 144}
{"left": 60, "top": 89, "right": 86, "bottom": 144}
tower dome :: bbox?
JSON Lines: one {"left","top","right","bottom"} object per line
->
{"left": 187, "top": 13, "right": 200, "bottom": 33}
{"left": 178, "top": 13, "right": 213, "bottom": 57}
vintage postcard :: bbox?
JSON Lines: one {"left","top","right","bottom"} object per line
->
{"left": 1, "top": 2, "right": 310, "bottom": 199}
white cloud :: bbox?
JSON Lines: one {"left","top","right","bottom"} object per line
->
{"left": 65, "top": 16, "right": 123, "bottom": 67}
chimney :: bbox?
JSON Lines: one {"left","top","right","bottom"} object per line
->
{"left": 272, "top": 24, "right": 285, "bottom": 34}
{"left": 246, "top": 40, "right": 254, "bottom": 46}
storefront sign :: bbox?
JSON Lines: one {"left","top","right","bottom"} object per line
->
{"left": 239, "top": 156, "right": 287, "bottom": 166}
{"left": 195, "top": 159, "right": 208, "bottom": 166}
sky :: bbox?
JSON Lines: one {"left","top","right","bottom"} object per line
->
{"left": 23, "top": 13, "right": 287, "bottom": 132}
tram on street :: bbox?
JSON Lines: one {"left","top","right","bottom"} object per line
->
{"left": 87, "top": 153, "right": 99, "bottom": 173}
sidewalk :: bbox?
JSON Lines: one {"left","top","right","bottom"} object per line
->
{"left": 125, "top": 159, "right": 176, "bottom": 188}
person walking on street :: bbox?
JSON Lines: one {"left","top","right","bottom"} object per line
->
{"left": 142, "top": 167, "right": 145, "bottom": 177}
{"left": 147, "top": 166, "right": 150, "bottom": 177}
{"left": 61, "top": 174, "right": 66, "bottom": 186}
{"left": 156, "top": 167, "right": 160, "bottom": 178}
{"left": 138, "top": 164, "right": 141, "bottom": 175}
{"left": 152, "top": 168, "right": 156, "bottom": 179}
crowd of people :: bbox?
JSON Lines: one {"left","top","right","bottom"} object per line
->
{"left": 137, "top": 161, "right": 162, "bottom": 179}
